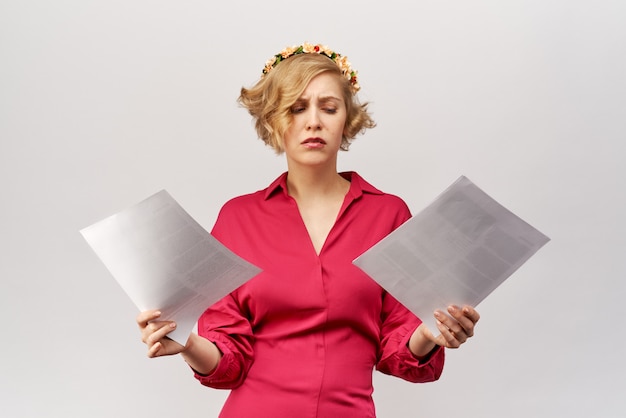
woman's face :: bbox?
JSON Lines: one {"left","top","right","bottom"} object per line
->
{"left": 283, "top": 72, "right": 347, "bottom": 169}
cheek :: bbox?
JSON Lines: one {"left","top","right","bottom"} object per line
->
{"left": 283, "top": 119, "right": 298, "bottom": 140}
{"left": 285, "top": 115, "right": 303, "bottom": 133}
{"left": 333, "top": 116, "right": 348, "bottom": 134}
{"left": 282, "top": 129, "right": 294, "bottom": 147}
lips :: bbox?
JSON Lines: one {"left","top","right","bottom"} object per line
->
{"left": 302, "top": 137, "right": 326, "bottom": 145}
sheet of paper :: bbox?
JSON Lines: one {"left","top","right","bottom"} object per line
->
{"left": 80, "top": 190, "right": 261, "bottom": 345}
{"left": 353, "top": 176, "right": 550, "bottom": 335}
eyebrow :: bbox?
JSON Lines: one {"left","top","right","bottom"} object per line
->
{"left": 295, "top": 95, "right": 343, "bottom": 104}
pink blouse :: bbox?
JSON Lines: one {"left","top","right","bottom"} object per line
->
{"left": 195, "top": 172, "right": 444, "bottom": 417}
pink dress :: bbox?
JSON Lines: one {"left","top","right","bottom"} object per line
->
{"left": 194, "top": 172, "right": 444, "bottom": 417}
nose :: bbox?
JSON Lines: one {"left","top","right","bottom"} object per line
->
{"left": 305, "top": 108, "right": 321, "bottom": 130}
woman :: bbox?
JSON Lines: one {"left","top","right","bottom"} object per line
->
{"left": 137, "top": 43, "right": 480, "bottom": 417}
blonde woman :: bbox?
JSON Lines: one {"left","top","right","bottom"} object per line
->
{"left": 137, "top": 43, "right": 480, "bottom": 418}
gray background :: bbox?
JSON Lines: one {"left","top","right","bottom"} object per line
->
{"left": 1, "top": 1, "right": 624, "bottom": 417}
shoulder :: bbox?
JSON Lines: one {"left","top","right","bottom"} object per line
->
{"left": 346, "top": 172, "right": 412, "bottom": 228}
{"left": 219, "top": 172, "right": 287, "bottom": 213}
{"left": 210, "top": 190, "right": 265, "bottom": 246}
{"left": 214, "top": 189, "right": 266, "bottom": 228}
{"left": 373, "top": 189, "right": 410, "bottom": 211}
{"left": 212, "top": 173, "right": 285, "bottom": 233}
{"left": 349, "top": 171, "right": 411, "bottom": 213}
{"left": 220, "top": 190, "right": 264, "bottom": 211}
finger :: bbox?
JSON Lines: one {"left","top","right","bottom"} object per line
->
{"left": 435, "top": 309, "right": 467, "bottom": 340}
{"left": 462, "top": 305, "right": 481, "bottom": 324}
{"left": 136, "top": 310, "right": 162, "bottom": 328}
{"left": 146, "top": 322, "right": 177, "bottom": 346}
{"left": 446, "top": 306, "right": 474, "bottom": 338}
{"left": 435, "top": 320, "right": 461, "bottom": 349}
{"left": 453, "top": 305, "right": 481, "bottom": 338}
{"left": 147, "top": 341, "right": 163, "bottom": 358}
{"left": 145, "top": 320, "right": 172, "bottom": 333}
{"left": 140, "top": 320, "right": 174, "bottom": 345}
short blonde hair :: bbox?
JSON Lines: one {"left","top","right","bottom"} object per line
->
{"left": 238, "top": 53, "right": 375, "bottom": 153}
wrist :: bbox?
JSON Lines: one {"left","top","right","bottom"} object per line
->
{"left": 180, "top": 333, "right": 222, "bottom": 375}
{"left": 408, "top": 325, "right": 438, "bottom": 359}
{"left": 182, "top": 332, "right": 196, "bottom": 353}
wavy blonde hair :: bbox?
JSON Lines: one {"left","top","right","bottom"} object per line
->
{"left": 238, "top": 53, "right": 375, "bottom": 153}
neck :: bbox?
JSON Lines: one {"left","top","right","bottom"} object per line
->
{"left": 285, "top": 166, "right": 348, "bottom": 200}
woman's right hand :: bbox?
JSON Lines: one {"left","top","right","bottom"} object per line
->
{"left": 136, "top": 310, "right": 185, "bottom": 358}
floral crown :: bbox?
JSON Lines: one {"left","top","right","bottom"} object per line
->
{"left": 261, "top": 42, "right": 360, "bottom": 92}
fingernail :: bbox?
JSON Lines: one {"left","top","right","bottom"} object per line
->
{"left": 448, "top": 306, "right": 457, "bottom": 313}
{"left": 434, "top": 310, "right": 442, "bottom": 319}
{"left": 170, "top": 322, "right": 176, "bottom": 328}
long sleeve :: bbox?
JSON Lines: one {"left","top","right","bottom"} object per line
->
{"left": 376, "top": 291, "right": 445, "bottom": 383}
{"left": 193, "top": 292, "right": 254, "bottom": 389}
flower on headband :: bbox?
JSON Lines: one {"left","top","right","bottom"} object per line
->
{"left": 261, "top": 43, "right": 360, "bottom": 91}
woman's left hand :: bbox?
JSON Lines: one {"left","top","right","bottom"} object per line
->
{"left": 409, "top": 305, "right": 480, "bottom": 357}
{"left": 429, "top": 305, "right": 480, "bottom": 348}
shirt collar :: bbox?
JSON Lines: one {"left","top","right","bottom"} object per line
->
{"left": 263, "top": 171, "right": 383, "bottom": 201}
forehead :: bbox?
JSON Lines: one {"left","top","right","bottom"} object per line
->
{"left": 298, "top": 72, "right": 344, "bottom": 100}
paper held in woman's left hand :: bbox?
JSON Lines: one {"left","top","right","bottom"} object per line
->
{"left": 80, "top": 190, "right": 262, "bottom": 345}
{"left": 353, "top": 176, "right": 550, "bottom": 335}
